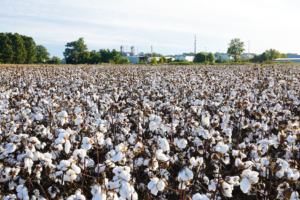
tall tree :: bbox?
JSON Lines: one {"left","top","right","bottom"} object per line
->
{"left": 89, "top": 50, "right": 101, "bottom": 64}
{"left": 150, "top": 57, "right": 157, "bottom": 64}
{"left": 0, "top": 33, "right": 13, "bottom": 63}
{"left": 280, "top": 53, "right": 287, "bottom": 58}
{"left": 207, "top": 53, "right": 215, "bottom": 62}
{"left": 21, "top": 35, "right": 37, "bottom": 63}
{"left": 193, "top": 52, "right": 207, "bottom": 63}
{"left": 227, "top": 38, "right": 245, "bottom": 62}
{"left": 36, "top": 45, "right": 50, "bottom": 63}
{"left": 265, "top": 49, "right": 281, "bottom": 60}
{"left": 6, "top": 33, "right": 26, "bottom": 64}
{"left": 63, "top": 37, "right": 88, "bottom": 64}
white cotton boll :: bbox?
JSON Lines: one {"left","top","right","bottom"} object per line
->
{"left": 71, "top": 165, "right": 81, "bottom": 174}
{"left": 16, "top": 185, "right": 29, "bottom": 200}
{"left": 240, "top": 178, "right": 251, "bottom": 193}
{"left": 222, "top": 181, "right": 233, "bottom": 197}
{"left": 155, "top": 149, "right": 169, "bottom": 162}
{"left": 147, "top": 178, "right": 166, "bottom": 195}
{"left": 192, "top": 193, "right": 209, "bottom": 200}
{"left": 175, "top": 138, "right": 188, "bottom": 149}
{"left": 82, "top": 137, "right": 92, "bottom": 150}
{"left": 178, "top": 168, "right": 193, "bottom": 182}
{"left": 158, "top": 138, "right": 170, "bottom": 152}
{"left": 24, "top": 158, "right": 33, "bottom": 175}
{"left": 190, "top": 157, "right": 203, "bottom": 167}
{"left": 9, "top": 180, "right": 15, "bottom": 190}
{"left": 65, "top": 140, "right": 71, "bottom": 154}
{"left": 244, "top": 161, "right": 253, "bottom": 169}
{"left": 74, "top": 115, "right": 83, "bottom": 125}
{"left": 215, "top": 142, "right": 228, "bottom": 154}
{"left": 149, "top": 121, "right": 158, "bottom": 131}
{"left": 135, "top": 158, "right": 144, "bottom": 166}
{"left": 35, "top": 113, "right": 43, "bottom": 121}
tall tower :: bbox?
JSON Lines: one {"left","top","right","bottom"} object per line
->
{"left": 194, "top": 34, "right": 196, "bottom": 55}
{"left": 151, "top": 45, "right": 153, "bottom": 57}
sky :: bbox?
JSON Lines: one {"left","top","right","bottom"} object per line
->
{"left": 1, "top": 0, "right": 300, "bottom": 58}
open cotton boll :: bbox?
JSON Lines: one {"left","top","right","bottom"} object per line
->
{"left": 155, "top": 149, "right": 169, "bottom": 162}
{"left": 16, "top": 185, "right": 29, "bottom": 200}
{"left": 24, "top": 158, "right": 33, "bottom": 175}
{"left": 158, "top": 138, "right": 170, "bottom": 152}
{"left": 82, "top": 137, "right": 93, "bottom": 150}
{"left": 74, "top": 115, "right": 83, "bottom": 125}
{"left": 190, "top": 157, "right": 203, "bottom": 167}
{"left": 35, "top": 113, "right": 43, "bottom": 121}
{"left": 174, "top": 138, "right": 187, "bottom": 150}
{"left": 222, "top": 181, "right": 233, "bottom": 197}
{"left": 65, "top": 140, "right": 71, "bottom": 154}
{"left": 215, "top": 142, "right": 229, "bottom": 154}
{"left": 240, "top": 169, "right": 259, "bottom": 193}
{"left": 91, "top": 184, "right": 106, "bottom": 200}
{"left": 57, "top": 160, "right": 71, "bottom": 171}
{"left": 147, "top": 178, "right": 166, "bottom": 195}
{"left": 178, "top": 168, "right": 193, "bottom": 182}
{"left": 192, "top": 193, "right": 209, "bottom": 200}
{"left": 2, "top": 143, "right": 17, "bottom": 155}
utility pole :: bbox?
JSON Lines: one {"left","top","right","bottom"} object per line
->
{"left": 248, "top": 41, "right": 250, "bottom": 62}
{"left": 194, "top": 34, "right": 196, "bottom": 55}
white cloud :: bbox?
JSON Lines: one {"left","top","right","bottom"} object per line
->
{"left": 1, "top": 0, "right": 299, "bottom": 57}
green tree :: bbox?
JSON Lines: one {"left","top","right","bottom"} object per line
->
{"left": 119, "top": 58, "right": 130, "bottom": 64}
{"left": 36, "top": 45, "right": 50, "bottom": 63}
{"left": 6, "top": 33, "right": 26, "bottom": 64}
{"left": 207, "top": 53, "right": 215, "bottom": 62}
{"left": 47, "top": 56, "right": 60, "bottom": 64}
{"left": 0, "top": 33, "right": 13, "bottom": 63}
{"left": 63, "top": 37, "right": 88, "bottom": 64}
{"left": 193, "top": 52, "right": 207, "bottom": 63}
{"left": 151, "top": 57, "right": 157, "bottom": 64}
{"left": 159, "top": 57, "right": 164, "bottom": 63}
{"left": 89, "top": 50, "right": 101, "bottom": 64}
{"left": 265, "top": 49, "right": 281, "bottom": 60}
{"left": 21, "top": 35, "right": 37, "bottom": 63}
{"left": 145, "top": 52, "right": 163, "bottom": 57}
{"left": 227, "top": 38, "right": 245, "bottom": 61}
{"left": 280, "top": 53, "right": 287, "bottom": 58}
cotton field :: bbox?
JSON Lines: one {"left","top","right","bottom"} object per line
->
{"left": 1, "top": 65, "right": 300, "bottom": 200}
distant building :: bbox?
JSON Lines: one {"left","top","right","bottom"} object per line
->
{"left": 214, "top": 54, "right": 233, "bottom": 61}
{"left": 121, "top": 56, "right": 148, "bottom": 63}
{"left": 165, "top": 57, "right": 175, "bottom": 61}
{"left": 287, "top": 55, "right": 300, "bottom": 58}
{"left": 274, "top": 58, "right": 300, "bottom": 63}
{"left": 175, "top": 55, "right": 195, "bottom": 62}
{"left": 241, "top": 53, "right": 254, "bottom": 59}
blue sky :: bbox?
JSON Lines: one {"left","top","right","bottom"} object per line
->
{"left": 1, "top": 0, "right": 299, "bottom": 58}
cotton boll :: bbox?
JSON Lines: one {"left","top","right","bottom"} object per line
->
{"left": 158, "top": 138, "right": 170, "bottom": 152}
{"left": 178, "top": 168, "right": 193, "bottom": 182}
{"left": 192, "top": 193, "right": 209, "bottom": 200}
{"left": 148, "top": 178, "right": 166, "bottom": 195}
{"left": 64, "top": 140, "right": 71, "bottom": 154}
{"left": 222, "top": 181, "right": 233, "bottom": 197}
{"left": 240, "top": 178, "right": 251, "bottom": 193}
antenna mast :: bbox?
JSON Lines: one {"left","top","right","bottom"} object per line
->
{"left": 194, "top": 34, "right": 196, "bottom": 55}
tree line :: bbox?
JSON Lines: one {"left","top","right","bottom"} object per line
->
{"left": 0, "top": 32, "right": 58, "bottom": 64}
{"left": 63, "top": 38, "right": 129, "bottom": 64}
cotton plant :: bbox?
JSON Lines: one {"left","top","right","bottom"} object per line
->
{"left": 240, "top": 169, "right": 259, "bottom": 193}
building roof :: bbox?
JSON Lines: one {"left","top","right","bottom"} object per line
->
{"left": 274, "top": 58, "right": 300, "bottom": 61}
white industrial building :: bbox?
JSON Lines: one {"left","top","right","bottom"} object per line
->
{"left": 214, "top": 54, "right": 233, "bottom": 61}
{"left": 287, "top": 55, "right": 300, "bottom": 58}
{"left": 174, "top": 55, "right": 195, "bottom": 62}
{"left": 241, "top": 53, "right": 254, "bottom": 59}
{"left": 274, "top": 58, "right": 300, "bottom": 63}
{"left": 121, "top": 56, "right": 149, "bottom": 63}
